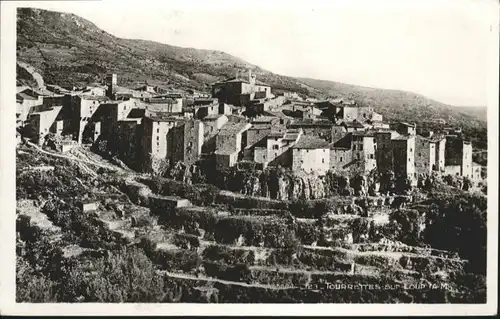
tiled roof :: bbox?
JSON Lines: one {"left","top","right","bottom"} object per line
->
{"left": 16, "top": 93, "right": 37, "bottom": 101}
{"left": 203, "top": 114, "right": 225, "bottom": 121}
{"left": 127, "top": 109, "right": 146, "bottom": 119}
{"left": 218, "top": 122, "right": 250, "bottom": 136}
{"left": 292, "top": 135, "right": 330, "bottom": 149}
{"left": 392, "top": 134, "right": 412, "bottom": 141}
{"left": 252, "top": 116, "right": 277, "bottom": 124}
{"left": 290, "top": 119, "right": 333, "bottom": 127}
{"left": 249, "top": 124, "right": 272, "bottom": 130}
{"left": 342, "top": 120, "right": 365, "bottom": 128}
{"left": 81, "top": 95, "right": 110, "bottom": 102}
{"left": 332, "top": 134, "right": 352, "bottom": 149}
{"left": 215, "top": 148, "right": 239, "bottom": 156}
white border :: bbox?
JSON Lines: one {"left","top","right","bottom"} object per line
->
{"left": 1, "top": 0, "right": 498, "bottom": 316}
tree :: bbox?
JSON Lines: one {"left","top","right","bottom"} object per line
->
{"left": 389, "top": 209, "right": 424, "bottom": 245}
{"left": 59, "top": 247, "right": 171, "bottom": 302}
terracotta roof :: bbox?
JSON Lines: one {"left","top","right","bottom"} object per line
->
{"left": 292, "top": 135, "right": 330, "bottom": 149}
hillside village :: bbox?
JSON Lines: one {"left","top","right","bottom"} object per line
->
{"left": 15, "top": 36, "right": 489, "bottom": 305}
{"left": 17, "top": 67, "right": 483, "bottom": 184}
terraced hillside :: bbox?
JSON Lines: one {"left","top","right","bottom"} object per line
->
{"left": 16, "top": 140, "right": 486, "bottom": 303}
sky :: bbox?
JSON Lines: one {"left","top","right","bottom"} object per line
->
{"left": 15, "top": 0, "right": 498, "bottom": 106}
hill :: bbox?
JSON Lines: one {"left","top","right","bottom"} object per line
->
{"left": 16, "top": 7, "right": 486, "bottom": 148}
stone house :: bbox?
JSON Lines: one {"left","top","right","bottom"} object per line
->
{"left": 202, "top": 114, "right": 229, "bottom": 140}
{"left": 28, "top": 106, "right": 63, "bottom": 145}
{"left": 212, "top": 70, "right": 272, "bottom": 106}
{"left": 445, "top": 136, "right": 473, "bottom": 178}
{"left": 79, "top": 200, "right": 99, "bottom": 213}
{"left": 291, "top": 135, "right": 330, "bottom": 175}
{"left": 169, "top": 119, "right": 204, "bottom": 165}
{"left": 391, "top": 135, "right": 416, "bottom": 182}
{"left": 253, "top": 129, "right": 303, "bottom": 168}
{"left": 415, "top": 135, "right": 437, "bottom": 175}
{"left": 16, "top": 89, "right": 44, "bottom": 126}
{"left": 390, "top": 122, "right": 416, "bottom": 136}
{"left": 141, "top": 115, "right": 180, "bottom": 161}
{"left": 149, "top": 195, "right": 191, "bottom": 213}
{"left": 288, "top": 119, "right": 336, "bottom": 143}
{"left": 215, "top": 122, "right": 252, "bottom": 170}
{"left": 330, "top": 131, "right": 376, "bottom": 174}
{"left": 472, "top": 163, "right": 482, "bottom": 181}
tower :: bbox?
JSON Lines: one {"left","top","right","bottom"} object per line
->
{"left": 106, "top": 73, "right": 117, "bottom": 99}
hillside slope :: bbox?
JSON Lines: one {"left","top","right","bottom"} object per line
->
{"left": 16, "top": 7, "right": 486, "bottom": 144}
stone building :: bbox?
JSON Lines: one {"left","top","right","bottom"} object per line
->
{"left": 392, "top": 135, "right": 416, "bottom": 182}
{"left": 434, "top": 136, "right": 447, "bottom": 173}
{"left": 28, "top": 106, "right": 63, "bottom": 145}
{"left": 288, "top": 119, "right": 336, "bottom": 143}
{"left": 169, "top": 119, "right": 204, "bottom": 165}
{"left": 215, "top": 122, "right": 252, "bottom": 169}
{"left": 390, "top": 122, "right": 416, "bottom": 136}
{"left": 16, "top": 89, "right": 43, "bottom": 126}
{"left": 472, "top": 163, "right": 482, "bottom": 181}
{"left": 415, "top": 135, "right": 437, "bottom": 175}
{"left": 61, "top": 94, "right": 110, "bottom": 144}
{"left": 253, "top": 129, "right": 303, "bottom": 168}
{"left": 318, "top": 100, "right": 374, "bottom": 123}
{"left": 141, "top": 115, "right": 180, "bottom": 160}
{"left": 202, "top": 114, "right": 229, "bottom": 141}
{"left": 212, "top": 70, "right": 272, "bottom": 106}
{"left": 445, "top": 137, "right": 473, "bottom": 178}
{"left": 330, "top": 131, "right": 376, "bottom": 174}
{"left": 291, "top": 135, "right": 330, "bottom": 175}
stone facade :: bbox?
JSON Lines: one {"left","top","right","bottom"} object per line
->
{"left": 415, "top": 135, "right": 436, "bottom": 175}
{"left": 392, "top": 136, "right": 416, "bottom": 181}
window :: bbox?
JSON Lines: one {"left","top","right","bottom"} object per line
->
{"left": 157, "top": 128, "right": 160, "bottom": 133}
{"left": 272, "top": 145, "right": 279, "bottom": 150}
{"left": 301, "top": 160, "right": 304, "bottom": 164}
{"left": 322, "top": 158, "right": 325, "bottom": 163}
{"left": 353, "top": 145, "right": 356, "bottom": 151}
{"left": 340, "top": 157, "right": 343, "bottom": 162}
{"left": 410, "top": 148, "right": 413, "bottom": 152}
{"left": 408, "top": 158, "right": 411, "bottom": 162}
{"left": 360, "top": 144, "right": 363, "bottom": 151}
{"left": 418, "top": 152, "right": 421, "bottom": 157}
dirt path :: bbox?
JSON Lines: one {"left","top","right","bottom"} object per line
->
{"left": 17, "top": 62, "right": 45, "bottom": 89}
{"left": 25, "top": 141, "right": 122, "bottom": 172}
{"left": 162, "top": 271, "right": 297, "bottom": 290}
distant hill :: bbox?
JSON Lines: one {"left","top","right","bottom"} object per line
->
{"left": 16, "top": 7, "right": 487, "bottom": 148}
{"left": 454, "top": 106, "right": 487, "bottom": 122}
